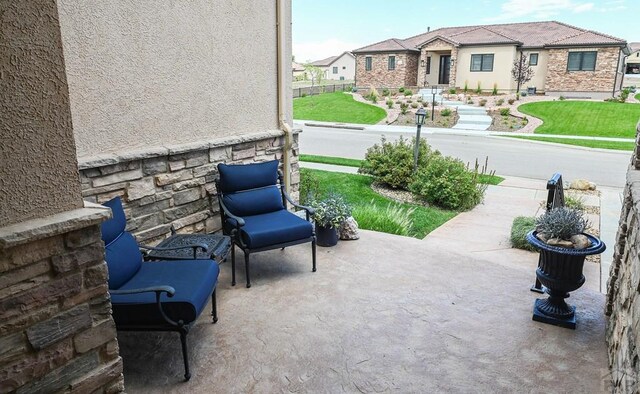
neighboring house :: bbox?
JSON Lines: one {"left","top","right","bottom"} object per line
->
{"left": 292, "top": 61, "right": 307, "bottom": 80}
{"left": 625, "top": 42, "right": 640, "bottom": 74}
{"left": 310, "top": 51, "right": 355, "bottom": 81}
{"left": 353, "top": 21, "right": 630, "bottom": 98}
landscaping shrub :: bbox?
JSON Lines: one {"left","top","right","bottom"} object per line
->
{"left": 492, "top": 83, "right": 498, "bottom": 96}
{"left": 476, "top": 82, "right": 482, "bottom": 94}
{"left": 300, "top": 169, "right": 320, "bottom": 205}
{"left": 510, "top": 216, "right": 538, "bottom": 252}
{"left": 382, "top": 88, "right": 390, "bottom": 97}
{"left": 301, "top": 93, "right": 307, "bottom": 98}
{"left": 441, "top": 108, "right": 452, "bottom": 117}
{"left": 508, "top": 98, "right": 515, "bottom": 105}
{"left": 520, "top": 90, "right": 528, "bottom": 97}
{"left": 407, "top": 99, "right": 413, "bottom": 103}
{"left": 352, "top": 202, "right": 415, "bottom": 236}
{"left": 464, "top": 80, "right": 469, "bottom": 93}
{"left": 399, "top": 87, "right": 405, "bottom": 93}
{"left": 386, "top": 99, "right": 394, "bottom": 109}
{"left": 395, "top": 100, "right": 402, "bottom": 104}
{"left": 559, "top": 95, "right": 566, "bottom": 101}
{"left": 417, "top": 97, "right": 423, "bottom": 102}
{"left": 310, "top": 193, "right": 352, "bottom": 228}
{"left": 400, "top": 102, "right": 409, "bottom": 115}
{"left": 449, "top": 88, "right": 457, "bottom": 94}
{"left": 565, "top": 193, "right": 585, "bottom": 211}
{"left": 479, "top": 99, "right": 487, "bottom": 107}
{"left": 496, "top": 98, "right": 504, "bottom": 106}
{"left": 515, "top": 93, "right": 520, "bottom": 100}
{"left": 404, "top": 89, "right": 413, "bottom": 96}
{"left": 351, "top": 87, "right": 358, "bottom": 93}
{"left": 499, "top": 108, "right": 510, "bottom": 116}
{"left": 411, "top": 102, "right": 419, "bottom": 109}
{"left": 409, "top": 155, "right": 485, "bottom": 211}
{"left": 359, "top": 136, "right": 438, "bottom": 189}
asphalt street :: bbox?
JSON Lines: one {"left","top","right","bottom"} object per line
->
{"left": 297, "top": 125, "right": 631, "bottom": 188}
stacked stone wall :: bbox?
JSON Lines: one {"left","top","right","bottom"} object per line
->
{"left": 545, "top": 47, "right": 620, "bottom": 94}
{"left": 0, "top": 208, "right": 124, "bottom": 393}
{"left": 355, "top": 52, "right": 418, "bottom": 88}
{"left": 606, "top": 121, "right": 640, "bottom": 392}
{"left": 79, "top": 131, "right": 300, "bottom": 245}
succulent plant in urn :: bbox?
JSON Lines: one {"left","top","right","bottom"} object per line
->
{"left": 311, "top": 193, "right": 352, "bottom": 247}
{"left": 526, "top": 207, "right": 605, "bottom": 329}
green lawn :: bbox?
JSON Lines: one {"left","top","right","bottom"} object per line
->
{"left": 293, "top": 92, "right": 386, "bottom": 124}
{"left": 502, "top": 135, "right": 635, "bottom": 151}
{"left": 518, "top": 101, "right": 640, "bottom": 138}
{"left": 302, "top": 168, "right": 456, "bottom": 238}
{"left": 636, "top": 93, "right": 640, "bottom": 101}
{"left": 299, "top": 154, "right": 504, "bottom": 185}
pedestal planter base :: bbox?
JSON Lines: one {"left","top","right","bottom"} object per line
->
{"left": 533, "top": 298, "right": 576, "bottom": 329}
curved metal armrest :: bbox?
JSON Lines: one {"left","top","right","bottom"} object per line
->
{"left": 110, "top": 286, "right": 183, "bottom": 327}
{"left": 218, "top": 199, "right": 245, "bottom": 227}
{"left": 283, "top": 190, "right": 315, "bottom": 220}
{"left": 140, "top": 243, "right": 209, "bottom": 254}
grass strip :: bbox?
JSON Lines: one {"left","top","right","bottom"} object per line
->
{"left": 501, "top": 135, "right": 635, "bottom": 151}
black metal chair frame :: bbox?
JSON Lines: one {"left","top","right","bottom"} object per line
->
{"left": 531, "top": 173, "right": 565, "bottom": 293}
{"left": 111, "top": 242, "right": 217, "bottom": 381}
{"left": 214, "top": 170, "right": 316, "bottom": 288}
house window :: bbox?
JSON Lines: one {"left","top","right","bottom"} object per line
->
{"left": 470, "top": 54, "right": 494, "bottom": 71}
{"left": 333, "top": 66, "right": 338, "bottom": 74}
{"left": 340, "top": 76, "right": 345, "bottom": 80}
{"left": 529, "top": 53, "right": 538, "bottom": 66}
{"left": 567, "top": 51, "right": 597, "bottom": 71}
{"left": 426, "top": 56, "right": 431, "bottom": 74}
{"left": 365, "top": 56, "right": 372, "bottom": 71}
{"left": 388, "top": 56, "right": 396, "bottom": 70}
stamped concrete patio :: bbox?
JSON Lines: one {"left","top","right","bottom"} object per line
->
{"left": 119, "top": 182, "right": 608, "bottom": 393}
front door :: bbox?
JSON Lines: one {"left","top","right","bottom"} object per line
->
{"left": 439, "top": 55, "right": 451, "bottom": 85}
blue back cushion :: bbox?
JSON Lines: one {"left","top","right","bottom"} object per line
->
{"left": 222, "top": 185, "right": 284, "bottom": 217}
{"left": 217, "top": 160, "right": 279, "bottom": 193}
{"left": 101, "top": 197, "right": 143, "bottom": 289}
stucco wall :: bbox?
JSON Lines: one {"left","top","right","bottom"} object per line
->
{"left": 522, "top": 50, "right": 548, "bottom": 92}
{"left": 0, "top": 0, "right": 83, "bottom": 226}
{"left": 57, "top": 1, "right": 292, "bottom": 160}
{"left": 326, "top": 54, "right": 355, "bottom": 81}
{"left": 456, "top": 45, "right": 518, "bottom": 92}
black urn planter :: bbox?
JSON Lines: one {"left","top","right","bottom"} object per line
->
{"left": 526, "top": 231, "right": 606, "bottom": 329}
{"left": 316, "top": 224, "right": 338, "bottom": 247}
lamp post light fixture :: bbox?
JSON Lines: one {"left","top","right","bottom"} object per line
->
{"left": 430, "top": 84, "right": 438, "bottom": 121}
{"left": 413, "top": 107, "right": 427, "bottom": 171}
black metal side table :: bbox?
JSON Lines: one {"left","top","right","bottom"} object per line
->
{"left": 146, "top": 233, "right": 231, "bottom": 263}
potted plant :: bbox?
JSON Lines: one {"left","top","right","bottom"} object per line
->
{"left": 526, "top": 207, "right": 606, "bottom": 329}
{"left": 311, "top": 193, "right": 351, "bottom": 247}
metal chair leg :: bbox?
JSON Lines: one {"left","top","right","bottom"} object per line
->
{"left": 179, "top": 329, "right": 191, "bottom": 381}
{"left": 211, "top": 289, "right": 218, "bottom": 323}
{"left": 312, "top": 239, "right": 317, "bottom": 272}
{"left": 231, "top": 245, "right": 236, "bottom": 286}
{"left": 244, "top": 251, "right": 251, "bottom": 288}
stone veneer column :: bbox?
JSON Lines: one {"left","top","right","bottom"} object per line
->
{"left": 605, "top": 121, "right": 640, "bottom": 393}
{"left": 79, "top": 131, "right": 301, "bottom": 245}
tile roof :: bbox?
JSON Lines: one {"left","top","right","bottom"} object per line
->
{"left": 355, "top": 21, "right": 626, "bottom": 53}
{"left": 630, "top": 42, "right": 640, "bottom": 53}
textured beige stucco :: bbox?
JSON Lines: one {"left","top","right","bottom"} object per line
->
{"left": 524, "top": 50, "right": 549, "bottom": 92}
{"left": 456, "top": 45, "right": 517, "bottom": 92}
{"left": 57, "top": 1, "right": 292, "bottom": 159}
{"left": 0, "top": 0, "right": 83, "bottom": 226}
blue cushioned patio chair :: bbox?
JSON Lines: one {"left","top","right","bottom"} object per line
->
{"left": 101, "top": 197, "right": 220, "bottom": 381}
{"left": 214, "top": 160, "right": 316, "bottom": 288}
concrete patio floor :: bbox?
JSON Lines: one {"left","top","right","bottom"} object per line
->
{"left": 119, "top": 182, "right": 609, "bottom": 393}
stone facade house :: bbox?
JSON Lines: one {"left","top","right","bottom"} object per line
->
{"left": 310, "top": 51, "right": 356, "bottom": 81}
{"left": 0, "top": 0, "right": 295, "bottom": 392}
{"left": 354, "top": 21, "right": 631, "bottom": 98}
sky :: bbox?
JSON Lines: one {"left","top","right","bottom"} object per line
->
{"left": 292, "top": 0, "right": 638, "bottom": 63}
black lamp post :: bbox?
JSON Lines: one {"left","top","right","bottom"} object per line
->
{"left": 413, "top": 107, "right": 427, "bottom": 171}
{"left": 431, "top": 84, "right": 438, "bottom": 121}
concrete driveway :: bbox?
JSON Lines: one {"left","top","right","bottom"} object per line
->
{"left": 119, "top": 185, "right": 608, "bottom": 393}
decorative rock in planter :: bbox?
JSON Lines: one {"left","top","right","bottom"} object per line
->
{"left": 339, "top": 217, "right": 359, "bottom": 240}
{"left": 526, "top": 230, "right": 606, "bottom": 329}
{"left": 568, "top": 179, "right": 596, "bottom": 191}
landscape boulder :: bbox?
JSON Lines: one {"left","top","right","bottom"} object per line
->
{"left": 569, "top": 179, "right": 596, "bottom": 191}
{"left": 339, "top": 217, "right": 360, "bottom": 240}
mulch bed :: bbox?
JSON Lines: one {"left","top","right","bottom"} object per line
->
{"left": 487, "top": 110, "right": 528, "bottom": 131}
{"left": 392, "top": 110, "right": 459, "bottom": 128}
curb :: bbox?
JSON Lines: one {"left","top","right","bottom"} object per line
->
{"left": 303, "top": 122, "right": 365, "bottom": 131}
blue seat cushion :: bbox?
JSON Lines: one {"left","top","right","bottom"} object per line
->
{"left": 222, "top": 185, "right": 284, "bottom": 217}
{"left": 105, "top": 231, "right": 143, "bottom": 289}
{"left": 225, "top": 209, "right": 313, "bottom": 249}
{"left": 217, "top": 160, "right": 279, "bottom": 193}
{"left": 110, "top": 259, "right": 220, "bottom": 326}
{"left": 101, "top": 196, "right": 127, "bottom": 245}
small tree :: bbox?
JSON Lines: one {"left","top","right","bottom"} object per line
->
{"left": 304, "top": 64, "right": 324, "bottom": 87}
{"left": 512, "top": 52, "right": 535, "bottom": 93}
